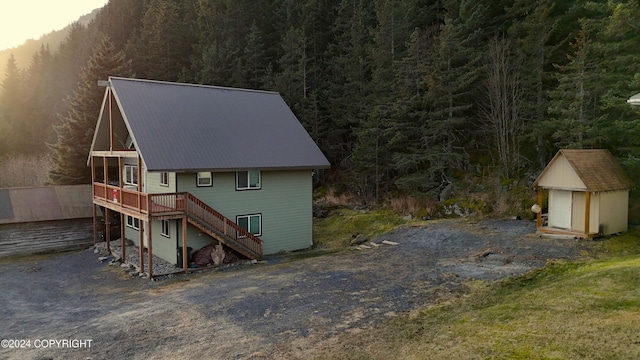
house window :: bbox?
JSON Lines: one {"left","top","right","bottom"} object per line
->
{"left": 236, "top": 171, "right": 261, "bottom": 190}
{"left": 124, "top": 165, "right": 138, "bottom": 186}
{"left": 161, "top": 220, "right": 170, "bottom": 237}
{"left": 160, "top": 172, "right": 169, "bottom": 186}
{"left": 236, "top": 214, "right": 261, "bottom": 236}
{"left": 126, "top": 216, "right": 139, "bottom": 230}
{"left": 197, "top": 172, "right": 212, "bottom": 187}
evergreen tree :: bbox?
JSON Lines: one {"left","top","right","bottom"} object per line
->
{"left": 506, "top": 0, "right": 560, "bottom": 168}
{"left": 352, "top": 0, "right": 413, "bottom": 203}
{"left": 22, "top": 45, "right": 56, "bottom": 152}
{"left": 593, "top": 0, "right": 640, "bottom": 156}
{"left": 548, "top": 25, "right": 603, "bottom": 149}
{"left": 394, "top": 0, "right": 486, "bottom": 197}
{"left": 241, "top": 22, "right": 267, "bottom": 89}
{"left": 322, "top": 0, "right": 375, "bottom": 170}
{"left": 0, "top": 54, "right": 24, "bottom": 153}
{"left": 49, "top": 36, "right": 133, "bottom": 184}
{"left": 127, "top": 0, "right": 196, "bottom": 81}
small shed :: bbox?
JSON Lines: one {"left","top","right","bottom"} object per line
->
{"left": 532, "top": 149, "right": 632, "bottom": 238}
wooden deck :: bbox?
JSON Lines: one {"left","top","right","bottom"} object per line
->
{"left": 536, "top": 226, "right": 599, "bottom": 239}
{"left": 92, "top": 182, "right": 263, "bottom": 262}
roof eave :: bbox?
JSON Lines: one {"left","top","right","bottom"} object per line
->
{"left": 146, "top": 164, "right": 331, "bottom": 173}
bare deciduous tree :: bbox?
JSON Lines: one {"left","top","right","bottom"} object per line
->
{"left": 480, "top": 37, "right": 525, "bottom": 178}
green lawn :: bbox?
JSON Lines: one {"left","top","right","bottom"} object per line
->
{"left": 313, "top": 208, "right": 427, "bottom": 249}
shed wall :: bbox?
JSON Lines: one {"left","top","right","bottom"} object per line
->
{"left": 598, "top": 190, "right": 628, "bottom": 235}
{"left": 571, "top": 192, "right": 600, "bottom": 234}
{"left": 537, "top": 155, "right": 586, "bottom": 190}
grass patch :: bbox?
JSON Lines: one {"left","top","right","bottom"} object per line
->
{"left": 313, "top": 208, "right": 426, "bottom": 250}
{"left": 320, "top": 256, "right": 640, "bottom": 359}
{"left": 590, "top": 225, "right": 640, "bottom": 257}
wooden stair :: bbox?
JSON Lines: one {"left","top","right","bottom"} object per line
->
{"left": 182, "top": 193, "right": 263, "bottom": 259}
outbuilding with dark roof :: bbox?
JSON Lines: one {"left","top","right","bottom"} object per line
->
{"left": 532, "top": 149, "right": 632, "bottom": 238}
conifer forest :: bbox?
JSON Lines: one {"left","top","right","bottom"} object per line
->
{"left": 1, "top": 0, "right": 640, "bottom": 208}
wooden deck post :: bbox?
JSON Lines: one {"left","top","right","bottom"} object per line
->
{"left": 137, "top": 155, "right": 142, "bottom": 211}
{"left": 103, "top": 156, "right": 108, "bottom": 185}
{"left": 139, "top": 220, "right": 144, "bottom": 274}
{"left": 109, "top": 88, "right": 114, "bottom": 151}
{"left": 105, "top": 208, "right": 111, "bottom": 252}
{"left": 92, "top": 204, "right": 97, "bottom": 245}
{"left": 536, "top": 188, "right": 542, "bottom": 228}
{"left": 91, "top": 156, "right": 97, "bottom": 245}
{"left": 182, "top": 216, "right": 188, "bottom": 271}
{"left": 585, "top": 191, "right": 591, "bottom": 236}
{"left": 120, "top": 212, "right": 126, "bottom": 262}
{"left": 147, "top": 220, "right": 153, "bottom": 279}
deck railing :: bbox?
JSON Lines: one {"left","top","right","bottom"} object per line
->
{"left": 92, "top": 187, "right": 263, "bottom": 258}
{"left": 183, "top": 193, "right": 263, "bottom": 257}
{"left": 92, "top": 182, "right": 148, "bottom": 213}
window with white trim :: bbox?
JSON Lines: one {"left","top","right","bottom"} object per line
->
{"left": 160, "top": 172, "right": 169, "bottom": 186}
{"left": 236, "top": 171, "right": 261, "bottom": 190}
{"left": 124, "top": 165, "right": 138, "bottom": 186}
{"left": 236, "top": 214, "right": 261, "bottom": 236}
{"left": 161, "top": 220, "right": 170, "bottom": 237}
{"left": 197, "top": 172, "right": 212, "bottom": 187}
{"left": 126, "top": 216, "right": 139, "bottom": 230}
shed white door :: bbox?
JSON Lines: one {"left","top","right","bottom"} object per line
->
{"left": 549, "top": 190, "right": 572, "bottom": 229}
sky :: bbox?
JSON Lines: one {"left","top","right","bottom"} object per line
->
{"left": 0, "top": 0, "right": 108, "bottom": 50}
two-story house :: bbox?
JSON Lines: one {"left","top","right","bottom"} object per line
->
{"left": 89, "top": 77, "right": 330, "bottom": 277}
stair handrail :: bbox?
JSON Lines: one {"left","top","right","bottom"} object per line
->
{"left": 183, "top": 193, "right": 263, "bottom": 257}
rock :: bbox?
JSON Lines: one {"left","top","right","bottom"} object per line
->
{"left": 313, "top": 207, "right": 328, "bottom": 218}
{"left": 99, "top": 249, "right": 110, "bottom": 256}
{"left": 129, "top": 271, "right": 139, "bottom": 277}
{"left": 350, "top": 234, "right": 368, "bottom": 246}
{"left": 120, "top": 263, "right": 131, "bottom": 269}
{"left": 403, "top": 214, "right": 413, "bottom": 220}
{"left": 98, "top": 256, "right": 109, "bottom": 262}
{"left": 138, "top": 272, "right": 146, "bottom": 278}
{"left": 439, "top": 182, "right": 453, "bottom": 201}
{"left": 251, "top": 259, "right": 258, "bottom": 264}
{"left": 93, "top": 248, "right": 99, "bottom": 254}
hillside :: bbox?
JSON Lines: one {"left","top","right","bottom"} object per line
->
{"left": 1, "top": 0, "right": 640, "bottom": 214}
{"left": 0, "top": 8, "right": 99, "bottom": 79}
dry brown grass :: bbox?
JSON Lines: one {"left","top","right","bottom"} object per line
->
{"left": 317, "top": 187, "right": 362, "bottom": 207}
{"left": 385, "top": 195, "right": 436, "bottom": 217}
{"left": 0, "top": 153, "right": 54, "bottom": 188}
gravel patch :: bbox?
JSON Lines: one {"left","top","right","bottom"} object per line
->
{"left": 94, "top": 240, "right": 180, "bottom": 276}
{"left": 0, "top": 218, "right": 600, "bottom": 360}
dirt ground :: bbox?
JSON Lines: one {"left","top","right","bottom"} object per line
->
{"left": 0, "top": 218, "right": 596, "bottom": 360}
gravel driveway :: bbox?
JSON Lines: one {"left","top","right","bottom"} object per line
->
{"left": 0, "top": 218, "right": 593, "bottom": 359}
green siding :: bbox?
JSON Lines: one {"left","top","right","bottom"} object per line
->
{"left": 146, "top": 171, "right": 176, "bottom": 194}
{"left": 124, "top": 223, "right": 140, "bottom": 247}
{"left": 124, "top": 219, "right": 179, "bottom": 266}
{"left": 151, "top": 219, "right": 178, "bottom": 265}
{"left": 177, "top": 170, "right": 313, "bottom": 255}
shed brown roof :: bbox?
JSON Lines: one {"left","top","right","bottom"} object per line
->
{"left": 533, "top": 149, "right": 632, "bottom": 191}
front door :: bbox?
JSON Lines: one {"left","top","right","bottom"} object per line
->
{"left": 549, "top": 190, "right": 572, "bottom": 229}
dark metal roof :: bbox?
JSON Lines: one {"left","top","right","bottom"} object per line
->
{"left": 108, "top": 77, "right": 330, "bottom": 172}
